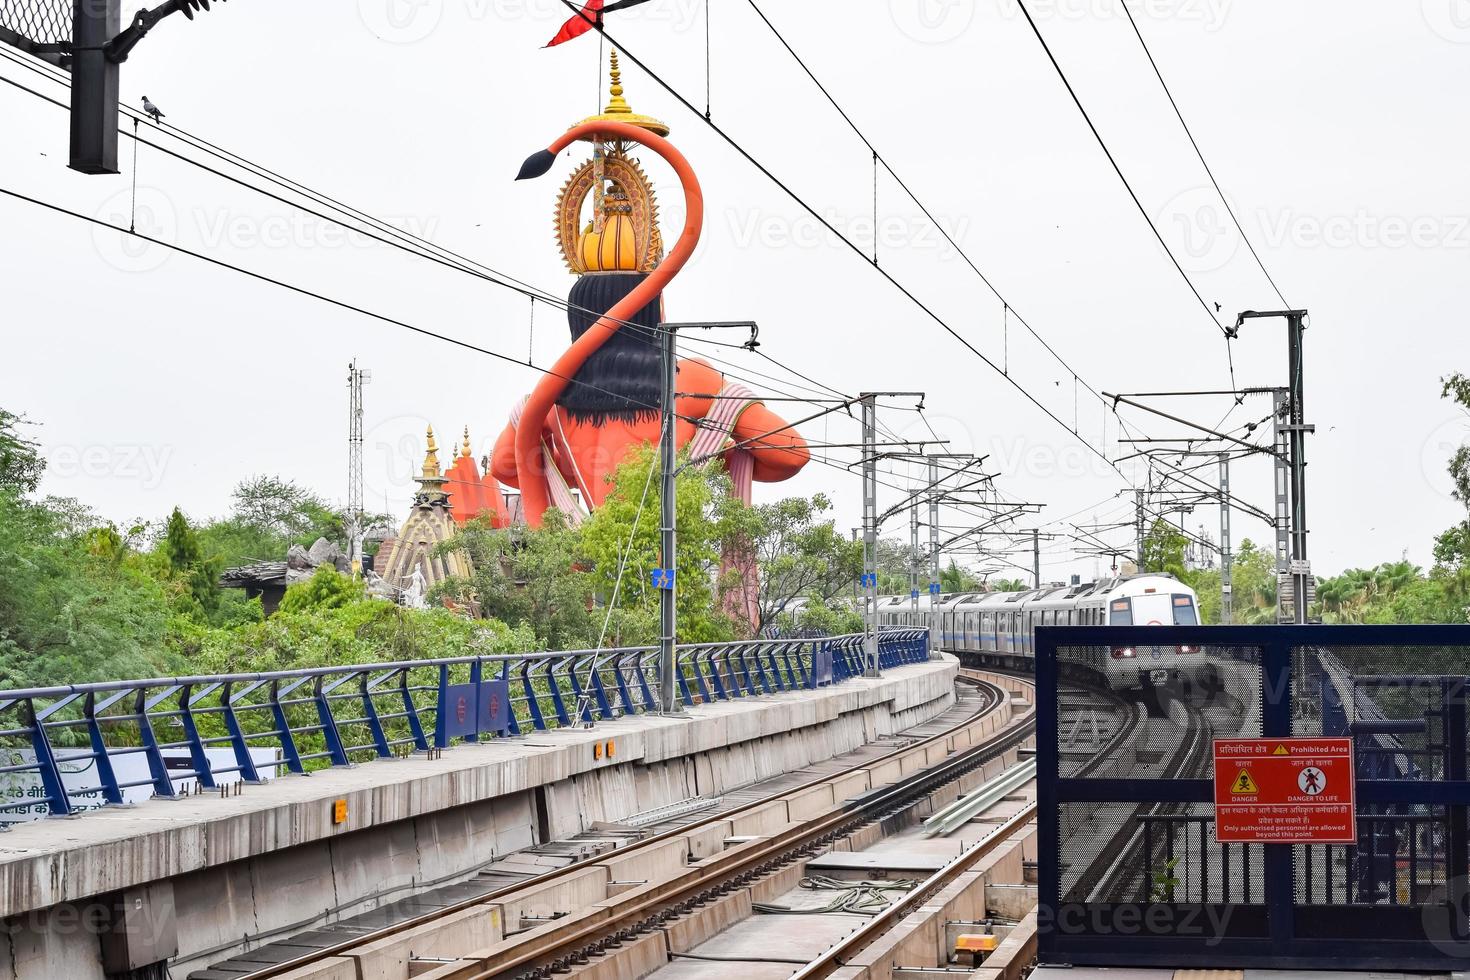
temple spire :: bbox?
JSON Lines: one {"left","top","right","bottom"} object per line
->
{"left": 576, "top": 48, "right": 669, "bottom": 138}
{"left": 416, "top": 425, "right": 449, "bottom": 504}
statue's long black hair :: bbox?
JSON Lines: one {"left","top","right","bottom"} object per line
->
{"left": 557, "top": 272, "right": 664, "bottom": 425}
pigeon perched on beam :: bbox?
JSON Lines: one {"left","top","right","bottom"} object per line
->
{"left": 142, "top": 96, "right": 165, "bottom": 123}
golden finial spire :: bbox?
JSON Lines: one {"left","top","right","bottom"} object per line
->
{"left": 462, "top": 425, "right": 473, "bottom": 459}
{"left": 421, "top": 425, "right": 441, "bottom": 480}
{"left": 577, "top": 48, "right": 669, "bottom": 138}
{"left": 604, "top": 50, "right": 630, "bottom": 115}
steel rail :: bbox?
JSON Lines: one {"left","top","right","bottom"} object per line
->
{"left": 789, "top": 802, "right": 1039, "bottom": 980}
{"left": 236, "top": 669, "right": 1026, "bottom": 979}
{"left": 462, "top": 683, "right": 1037, "bottom": 980}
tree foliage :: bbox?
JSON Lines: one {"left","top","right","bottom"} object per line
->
{"left": 0, "top": 409, "right": 43, "bottom": 495}
{"left": 726, "top": 493, "right": 862, "bottom": 633}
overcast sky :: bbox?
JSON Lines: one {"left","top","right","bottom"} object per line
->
{"left": 2, "top": 0, "right": 1467, "bottom": 583}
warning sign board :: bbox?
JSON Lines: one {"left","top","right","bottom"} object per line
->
{"left": 1212, "top": 738, "right": 1355, "bottom": 844}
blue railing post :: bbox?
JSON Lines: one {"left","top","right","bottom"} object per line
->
{"left": 221, "top": 683, "right": 262, "bottom": 783}
{"left": 634, "top": 652, "right": 658, "bottom": 711}
{"left": 269, "top": 680, "right": 306, "bottom": 774}
{"left": 586, "top": 657, "right": 614, "bottom": 720}
{"left": 685, "top": 649, "right": 710, "bottom": 703}
{"left": 358, "top": 675, "right": 392, "bottom": 759}
{"left": 464, "top": 659, "right": 483, "bottom": 744}
{"left": 25, "top": 699, "right": 73, "bottom": 817}
{"left": 134, "top": 690, "right": 179, "bottom": 800}
{"left": 566, "top": 658, "right": 594, "bottom": 725}
{"left": 399, "top": 670, "right": 429, "bottom": 752}
{"left": 611, "top": 654, "right": 637, "bottom": 718}
{"left": 676, "top": 651, "right": 695, "bottom": 707}
{"left": 519, "top": 661, "right": 547, "bottom": 731}
{"left": 547, "top": 661, "right": 572, "bottom": 728}
{"left": 500, "top": 661, "right": 522, "bottom": 736}
{"left": 314, "top": 677, "right": 350, "bottom": 768}
{"left": 82, "top": 692, "right": 123, "bottom": 806}
{"left": 434, "top": 663, "right": 451, "bottom": 749}
{"left": 177, "top": 685, "right": 217, "bottom": 790}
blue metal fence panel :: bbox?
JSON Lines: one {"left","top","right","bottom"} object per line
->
{"left": 0, "top": 629, "right": 929, "bottom": 821}
{"left": 1036, "top": 623, "right": 1470, "bottom": 972}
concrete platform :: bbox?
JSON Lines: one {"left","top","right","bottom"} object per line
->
{"left": 0, "top": 657, "right": 961, "bottom": 979}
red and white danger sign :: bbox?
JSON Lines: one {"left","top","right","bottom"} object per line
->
{"left": 1212, "top": 737, "right": 1356, "bottom": 844}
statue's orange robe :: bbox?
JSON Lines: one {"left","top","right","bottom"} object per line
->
{"left": 491, "top": 358, "right": 809, "bottom": 507}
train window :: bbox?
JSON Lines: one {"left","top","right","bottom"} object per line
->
{"left": 1172, "top": 595, "right": 1199, "bottom": 626}
{"left": 1109, "top": 599, "right": 1133, "bottom": 626}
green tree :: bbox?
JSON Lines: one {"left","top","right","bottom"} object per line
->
{"left": 1435, "top": 373, "right": 1470, "bottom": 571}
{"left": 279, "top": 566, "right": 365, "bottom": 615}
{"left": 939, "top": 561, "right": 986, "bottom": 593}
{"left": 580, "top": 447, "right": 737, "bottom": 644}
{"left": 0, "top": 490, "right": 181, "bottom": 688}
{"left": 160, "top": 507, "right": 222, "bottom": 617}
{"left": 1141, "top": 519, "right": 1188, "bottom": 578}
{"left": 432, "top": 511, "right": 595, "bottom": 650}
{"left": 725, "top": 493, "right": 863, "bottom": 633}
{"left": 0, "top": 408, "right": 43, "bottom": 494}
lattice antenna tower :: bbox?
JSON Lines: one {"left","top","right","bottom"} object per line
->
{"left": 347, "top": 360, "right": 370, "bottom": 574}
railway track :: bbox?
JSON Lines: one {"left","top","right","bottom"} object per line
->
{"left": 233, "top": 667, "right": 1035, "bottom": 980}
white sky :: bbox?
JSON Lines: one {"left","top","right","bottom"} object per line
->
{"left": 2, "top": 0, "right": 1467, "bottom": 584}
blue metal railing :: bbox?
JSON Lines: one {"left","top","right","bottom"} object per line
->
{"left": 0, "top": 629, "right": 930, "bottom": 819}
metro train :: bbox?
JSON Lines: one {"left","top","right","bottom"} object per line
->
{"left": 874, "top": 573, "right": 1205, "bottom": 692}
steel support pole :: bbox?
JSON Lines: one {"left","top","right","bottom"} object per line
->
{"left": 861, "top": 395, "right": 879, "bottom": 678}
{"left": 1272, "top": 388, "right": 1291, "bottom": 621}
{"left": 1219, "top": 453, "right": 1234, "bottom": 625}
{"left": 928, "top": 457, "right": 940, "bottom": 654}
{"left": 1033, "top": 528, "right": 1042, "bottom": 588}
{"left": 1286, "top": 312, "right": 1310, "bottom": 624}
{"left": 70, "top": 0, "right": 120, "bottom": 174}
{"left": 658, "top": 323, "right": 679, "bottom": 711}
{"left": 1135, "top": 488, "right": 1146, "bottom": 570}
{"left": 910, "top": 494, "right": 920, "bottom": 617}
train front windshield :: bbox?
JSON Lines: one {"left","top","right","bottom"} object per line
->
{"left": 1109, "top": 593, "right": 1199, "bottom": 626}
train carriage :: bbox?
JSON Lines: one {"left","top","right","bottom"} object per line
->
{"left": 874, "top": 573, "right": 1204, "bottom": 691}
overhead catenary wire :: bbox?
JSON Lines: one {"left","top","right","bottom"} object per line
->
{"left": 0, "top": 48, "right": 844, "bottom": 408}
{"left": 1010, "top": 0, "right": 1229, "bottom": 342}
{"left": 1118, "top": 0, "right": 1290, "bottom": 309}
{"left": 592, "top": 26, "right": 1127, "bottom": 478}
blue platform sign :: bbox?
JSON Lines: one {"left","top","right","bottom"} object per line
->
{"left": 929, "top": 582, "right": 941, "bottom": 595}
{"left": 860, "top": 572, "right": 877, "bottom": 589}
{"left": 810, "top": 647, "right": 834, "bottom": 687}
{"left": 910, "top": 588, "right": 920, "bottom": 599}
{"left": 651, "top": 568, "right": 676, "bottom": 590}
{"left": 441, "top": 678, "right": 510, "bottom": 739}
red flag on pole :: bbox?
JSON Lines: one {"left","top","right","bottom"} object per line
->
{"left": 545, "top": 0, "right": 602, "bottom": 47}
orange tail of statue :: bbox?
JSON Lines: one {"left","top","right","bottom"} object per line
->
{"left": 513, "top": 118, "right": 703, "bottom": 528}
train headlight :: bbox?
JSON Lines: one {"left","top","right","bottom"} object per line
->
{"left": 1177, "top": 645, "right": 1198, "bottom": 655}
{"left": 1110, "top": 646, "right": 1136, "bottom": 660}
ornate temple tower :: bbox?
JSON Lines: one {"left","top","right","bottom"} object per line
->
{"left": 376, "top": 427, "right": 473, "bottom": 591}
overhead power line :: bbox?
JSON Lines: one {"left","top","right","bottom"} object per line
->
{"left": 1118, "top": 0, "right": 1290, "bottom": 309}
{"left": 595, "top": 25, "right": 1125, "bottom": 478}
{"left": 1010, "top": 0, "right": 1229, "bottom": 340}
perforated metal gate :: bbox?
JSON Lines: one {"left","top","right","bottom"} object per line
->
{"left": 1036, "top": 624, "right": 1470, "bottom": 971}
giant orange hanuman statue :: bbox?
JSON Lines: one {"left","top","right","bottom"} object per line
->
{"left": 492, "top": 54, "right": 811, "bottom": 539}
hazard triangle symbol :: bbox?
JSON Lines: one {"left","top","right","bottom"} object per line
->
{"left": 1231, "top": 769, "right": 1260, "bottom": 794}
{"left": 1273, "top": 744, "right": 1290, "bottom": 755}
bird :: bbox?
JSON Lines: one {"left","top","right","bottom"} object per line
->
{"left": 141, "top": 96, "right": 165, "bottom": 124}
